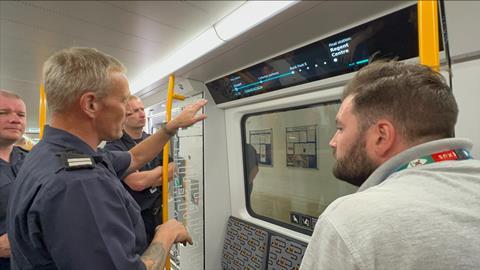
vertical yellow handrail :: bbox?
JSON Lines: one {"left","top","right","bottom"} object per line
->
{"left": 38, "top": 84, "right": 47, "bottom": 139}
{"left": 418, "top": 0, "right": 440, "bottom": 71}
{"left": 162, "top": 74, "right": 185, "bottom": 270}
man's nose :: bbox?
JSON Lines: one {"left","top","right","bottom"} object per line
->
{"left": 9, "top": 113, "right": 22, "bottom": 123}
{"left": 329, "top": 132, "right": 338, "bottom": 148}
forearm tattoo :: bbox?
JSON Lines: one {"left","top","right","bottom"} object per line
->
{"left": 141, "top": 242, "right": 168, "bottom": 270}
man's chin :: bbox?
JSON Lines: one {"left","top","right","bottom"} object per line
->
{"left": 336, "top": 175, "right": 366, "bottom": 187}
{"left": 2, "top": 139, "right": 20, "bottom": 146}
{"left": 1, "top": 134, "right": 23, "bottom": 144}
{"left": 103, "top": 131, "right": 123, "bottom": 142}
{"left": 114, "top": 131, "right": 124, "bottom": 140}
{"left": 332, "top": 163, "right": 377, "bottom": 187}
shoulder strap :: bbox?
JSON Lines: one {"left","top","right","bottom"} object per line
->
{"left": 57, "top": 151, "right": 95, "bottom": 171}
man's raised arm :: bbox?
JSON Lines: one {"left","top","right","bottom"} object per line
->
{"left": 127, "top": 99, "right": 207, "bottom": 173}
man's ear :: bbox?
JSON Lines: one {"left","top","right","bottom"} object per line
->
{"left": 371, "top": 119, "right": 397, "bottom": 158}
{"left": 79, "top": 92, "right": 98, "bottom": 119}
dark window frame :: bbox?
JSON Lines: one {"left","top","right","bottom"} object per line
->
{"left": 241, "top": 99, "right": 340, "bottom": 235}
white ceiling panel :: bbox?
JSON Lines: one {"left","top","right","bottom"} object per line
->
{"left": 34, "top": 1, "right": 184, "bottom": 41}
{"left": 106, "top": 1, "right": 243, "bottom": 33}
{"left": 0, "top": 0, "right": 245, "bottom": 131}
{"left": 2, "top": 1, "right": 166, "bottom": 57}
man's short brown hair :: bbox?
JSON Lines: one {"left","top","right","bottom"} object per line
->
{"left": 343, "top": 60, "right": 458, "bottom": 143}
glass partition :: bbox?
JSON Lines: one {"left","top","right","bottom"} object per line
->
{"left": 147, "top": 94, "right": 205, "bottom": 269}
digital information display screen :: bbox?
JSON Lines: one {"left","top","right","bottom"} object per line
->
{"left": 206, "top": 5, "right": 422, "bottom": 105}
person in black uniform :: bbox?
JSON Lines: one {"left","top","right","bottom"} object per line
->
{"left": 0, "top": 90, "right": 28, "bottom": 270}
{"left": 7, "top": 47, "right": 207, "bottom": 270}
{"left": 104, "top": 95, "right": 175, "bottom": 243}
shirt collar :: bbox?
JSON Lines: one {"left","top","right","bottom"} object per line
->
{"left": 121, "top": 130, "right": 148, "bottom": 144}
{"left": 11, "top": 146, "right": 27, "bottom": 161}
{"left": 0, "top": 146, "right": 27, "bottom": 165}
{"left": 120, "top": 130, "right": 135, "bottom": 144}
{"left": 357, "top": 138, "right": 474, "bottom": 192}
{"left": 42, "top": 125, "right": 98, "bottom": 156}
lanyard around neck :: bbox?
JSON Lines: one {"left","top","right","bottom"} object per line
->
{"left": 395, "top": 148, "right": 472, "bottom": 173}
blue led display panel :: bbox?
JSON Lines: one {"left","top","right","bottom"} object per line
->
{"left": 206, "top": 5, "right": 421, "bottom": 104}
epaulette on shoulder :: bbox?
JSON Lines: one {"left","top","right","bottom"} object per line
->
{"left": 57, "top": 152, "right": 95, "bottom": 171}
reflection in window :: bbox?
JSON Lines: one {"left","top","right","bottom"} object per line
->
{"left": 286, "top": 125, "right": 317, "bottom": 169}
{"left": 242, "top": 101, "right": 357, "bottom": 234}
{"left": 250, "top": 129, "right": 273, "bottom": 166}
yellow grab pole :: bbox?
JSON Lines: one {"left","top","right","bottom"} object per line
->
{"left": 38, "top": 84, "right": 47, "bottom": 139}
{"left": 418, "top": 0, "right": 440, "bottom": 71}
{"left": 162, "top": 75, "right": 174, "bottom": 270}
{"left": 162, "top": 74, "right": 185, "bottom": 270}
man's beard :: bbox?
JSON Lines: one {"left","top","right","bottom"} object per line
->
{"left": 332, "top": 137, "right": 378, "bottom": 187}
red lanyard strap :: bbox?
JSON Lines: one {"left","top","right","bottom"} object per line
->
{"left": 395, "top": 148, "right": 472, "bottom": 173}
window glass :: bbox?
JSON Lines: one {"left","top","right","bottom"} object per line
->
{"left": 243, "top": 101, "right": 357, "bottom": 234}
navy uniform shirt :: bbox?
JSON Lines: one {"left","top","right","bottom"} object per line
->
{"left": 7, "top": 126, "right": 147, "bottom": 270}
{"left": 104, "top": 131, "right": 171, "bottom": 243}
{"left": 0, "top": 146, "right": 28, "bottom": 269}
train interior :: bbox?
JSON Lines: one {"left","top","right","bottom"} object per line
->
{"left": 2, "top": 1, "right": 480, "bottom": 269}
